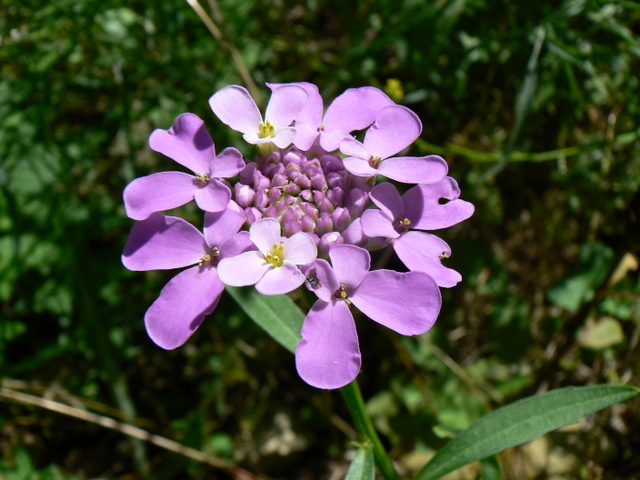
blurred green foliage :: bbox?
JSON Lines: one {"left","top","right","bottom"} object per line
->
{"left": 1, "top": 0, "right": 639, "bottom": 478}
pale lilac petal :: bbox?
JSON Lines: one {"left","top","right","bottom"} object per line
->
{"left": 124, "top": 172, "right": 198, "bottom": 221}
{"left": 318, "top": 129, "right": 350, "bottom": 152}
{"left": 145, "top": 265, "right": 223, "bottom": 349}
{"left": 342, "top": 157, "right": 378, "bottom": 178}
{"left": 404, "top": 178, "right": 476, "bottom": 230}
{"left": 209, "top": 85, "right": 262, "bottom": 135}
{"left": 203, "top": 206, "right": 246, "bottom": 247}
{"left": 339, "top": 137, "right": 370, "bottom": 159}
{"left": 361, "top": 210, "right": 399, "bottom": 239}
{"left": 249, "top": 218, "right": 282, "bottom": 254}
{"left": 122, "top": 213, "right": 206, "bottom": 271}
{"left": 209, "top": 147, "right": 245, "bottom": 178}
{"left": 351, "top": 269, "right": 441, "bottom": 335}
{"left": 283, "top": 232, "right": 317, "bottom": 265}
{"left": 256, "top": 262, "right": 306, "bottom": 295}
{"left": 271, "top": 127, "right": 297, "bottom": 149}
{"left": 295, "top": 300, "right": 361, "bottom": 389}
{"left": 217, "top": 251, "right": 269, "bottom": 286}
{"left": 148, "top": 113, "right": 214, "bottom": 174}
{"left": 292, "top": 123, "right": 320, "bottom": 151}
{"left": 269, "top": 82, "right": 323, "bottom": 126}
{"left": 302, "top": 259, "right": 340, "bottom": 303}
{"left": 393, "top": 232, "right": 462, "bottom": 287}
{"left": 329, "top": 244, "right": 370, "bottom": 289}
{"left": 194, "top": 179, "right": 231, "bottom": 213}
{"left": 378, "top": 155, "right": 448, "bottom": 184}
{"left": 341, "top": 218, "right": 366, "bottom": 245}
{"left": 363, "top": 105, "right": 422, "bottom": 159}
{"left": 220, "top": 231, "right": 255, "bottom": 259}
{"left": 264, "top": 85, "right": 309, "bottom": 128}
{"left": 369, "top": 182, "right": 403, "bottom": 219}
{"left": 323, "top": 86, "right": 394, "bottom": 134}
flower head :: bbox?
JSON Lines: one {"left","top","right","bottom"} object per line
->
{"left": 123, "top": 82, "right": 473, "bottom": 389}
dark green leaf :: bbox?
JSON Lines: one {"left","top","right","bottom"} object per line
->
{"left": 226, "top": 286, "right": 304, "bottom": 353}
{"left": 415, "top": 385, "right": 639, "bottom": 480}
{"left": 345, "top": 446, "right": 375, "bottom": 480}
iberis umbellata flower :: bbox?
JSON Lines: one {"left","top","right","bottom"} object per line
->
{"left": 123, "top": 82, "right": 474, "bottom": 389}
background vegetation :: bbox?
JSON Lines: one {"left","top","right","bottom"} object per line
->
{"left": 1, "top": 0, "right": 639, "bottom": 478}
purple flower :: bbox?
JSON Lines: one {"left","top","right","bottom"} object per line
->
{"left": 123, "top": 113, "right": 245, "bottom": 220}
{"left": 209, "top": 84, "right": 308, "bottom": 155}
{"left": 121, "top": 206, "right": 253, "bottom": 349}
{"left": 361, "top": 179, "right": 475, "bottom": 287}
{"left": 339, "top": 105, "right": 449, "bottom": 184}
{"left": 268, "top": 82, "right": 395, "bottom": 152}
{"left": 217, "top": 217, "right": 317, "bottom": 295}
{"left": 295, "top": 244, "right": 441, "bottom": 389}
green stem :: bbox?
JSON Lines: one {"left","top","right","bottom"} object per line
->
{"left": 341, "top": 380, "right": 402, "bottom": 480}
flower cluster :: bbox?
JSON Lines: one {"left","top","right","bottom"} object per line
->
{"left": 122, "top": 82, "right": 474, "bottom": 389}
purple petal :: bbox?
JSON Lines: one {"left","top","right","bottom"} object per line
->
{"left": 351, "top": 269, "right": 441, "bottom": 335}
{"left": 378, "top": 155, "right": 448, "bottom": 184}
{"left": 339, "top": 137, "right": 370, "bottom": 159}
{"left": 302, "top": 259, "right": 340, "bottom": 302}
{"left": 342, "top": 157, "right": 378, "bottom": 178}
{"left": 329, "top": 244, "right": 370, "bottom": 289}
{"left": 256, "top": 262, "right": 306, "bottom": 295}
{"left": 323, "top": 87, "right": 394, "bottom": 134}
{"left": 265, "top": 85, "right": 309, "bottom": 128}
{"left": 249, "top": 217, "right": 282, "bottom": 254}
{"left": 271, "top": 127, "right": 297, "bottom": 149}
{"left": 148, "top": 113, "right": 214, "bottom": 174}
{"left": 283, "top": 232, "right": 317, "bottom": 265}
{"left": 318, "top": 130, "right": 351, "bottom": 152}
{"left": 363, "top": 106, "right": 422, "bottom": 159}
{"left": 369, "top": 182, "right": 403, "bottom": 219}
{"left": 392, "top": 231, "right": 462, "bottom": 288}
{"left": 217, "top": 250, "right": 270, "bottom": 286}
{"left": 220, "top": 231, "right": 255, "bottom": 259}
{"left": 203, "top": 205, "right": 246, "bottom": 247}
{"left": 341, "top": 218, "right": 366, "bottom": 245}
{"left": 295, "top": 300, "right": 361, "bottom": 389}
{"left": 194, "top": 179, "right": 231, "bottom": 213}
{"left": 404, "top": 178, "right": 475, "bottom": 230}
{"left": 292, "top": 123, "right": 321, "bottom": 151}
{"left": 122, "top": 214, "right": 206, "bottom": 271}
{"left": 124, "top": 172, "right": 198, "bottom": 221}
{"left": 145, "top": 265, "right": 223, "bottom": 349}
{"left": 269, "top": 82, "right": 323, "bottom": 126}
{"left": 209, "top": 147, "right": 245, "bottom": 178}
{"left": 361, "top": 209, "right": 399, "bottom": 239}
{"left": 209, "top": 85, "right": 262, "bottom": 135}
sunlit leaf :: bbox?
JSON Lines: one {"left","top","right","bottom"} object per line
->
{"left": 415, "top": 385, "right": 639, "bottom": 480}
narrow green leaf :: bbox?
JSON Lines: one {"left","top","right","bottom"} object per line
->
{"left": 415, "top": 385, "right": 639, "bottom": 480}
{"left": 480, "top": 456, "right": 501, "bottom": 480}
{"left": 226, "top": 286, "right": 304, "bottom": 353}
{"left": 345, "top": 446, "right": 375, "bottom": 480}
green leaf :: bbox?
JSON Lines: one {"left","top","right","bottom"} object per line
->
{"left": 415, "top": 385, "right": 639, "bottom": 480}
{"left": 345, "top": 446, "right": 375, "bottom": 480}
{"left": 225, "top": 286, "right": 304, "bottom": 353}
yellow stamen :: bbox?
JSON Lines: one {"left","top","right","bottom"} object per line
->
{"left": 195, "top": 173, "right": 210, "bottom": 182}
{"left": 258, "top": 120, "right": 276, "bottom": 139}
{"left": 368, "top": 155, "right": 382, "bottom": 168}
{"left": 265, "top": 242, "right": 285, "bottom": 268}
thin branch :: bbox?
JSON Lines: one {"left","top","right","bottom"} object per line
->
{"left": 185, "top": 0, "right": 263, "bottom": 105}
{"left": 0, "top": 387, "right": 259, "bottom": 480}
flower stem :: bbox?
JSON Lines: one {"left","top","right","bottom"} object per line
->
{"left": 341, "top": 380, "right": 402, "bottom": 480}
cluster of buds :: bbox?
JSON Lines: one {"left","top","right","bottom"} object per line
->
{"left": 122, "top": 82, "right": 474, "bottom": 389}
